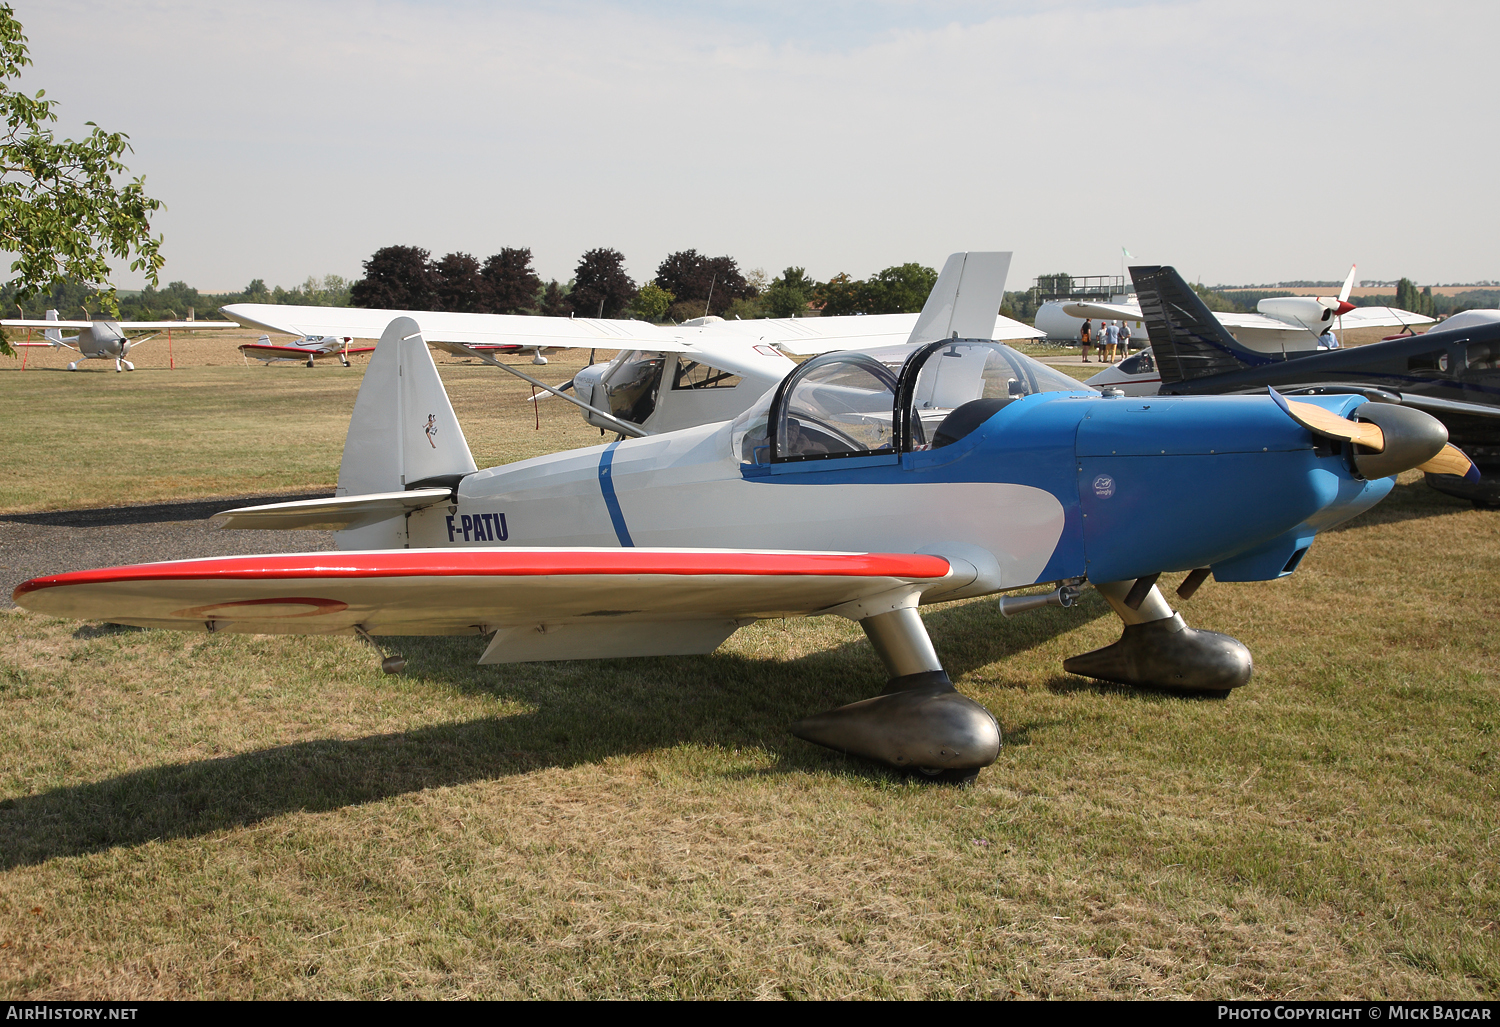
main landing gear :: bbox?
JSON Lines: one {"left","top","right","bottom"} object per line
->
{"left": 791, "top": 605, "right": 1002, "bottom": 783}
{"left": 114, "top": 359, "right": 134, "bottom": 372}
{"left": 1063, "top": 577, "right": 1253, "bottom": 693}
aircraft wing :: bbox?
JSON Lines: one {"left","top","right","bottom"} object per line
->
{"left": 1211, "top": 311, "right": 1305, "bottom": 333}
{"left": 13, "top": 548, "right": 954, "bottom": 663}
{"left": 1336, "top": 306, "right": 1436, "bottom": 330}
{"left": 221, "top": 303, "right": 689, "bottom": 354}
{"left": 111, "top": 320, "right": 241, "bottom": 330}
{"left": 762, "top": 313, "right": 1043, "bottom": 356}
{"left": 1061, "top": 301, "right": 1143, "bottom": 322}
{"left": 2, "top": 318, "right": 94, "bottom": 329}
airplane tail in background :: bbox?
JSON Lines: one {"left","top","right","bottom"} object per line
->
{"left": 43, "top": 309, "right": 65, "bottom": 346}
{"left": 1130, "top": 266, "right": 1263, "bottom": 385}
{"left": 907, "top": 252, "right": 1013, "bottom": 345}
{"left": 337, "top": 317, "right": 476, "bottom": 547}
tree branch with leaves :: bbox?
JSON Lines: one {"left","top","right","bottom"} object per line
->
{"left": 0, "top": 4, "right": 164, "bottom": 355}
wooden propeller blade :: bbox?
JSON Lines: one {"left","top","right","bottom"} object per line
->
{"left": 1283, "top": 398, "right": 1386, "bottom": 452}
{"left": 1416, "top": 443, "right": 1477, "bottom": 478}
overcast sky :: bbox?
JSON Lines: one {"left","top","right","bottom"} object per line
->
{"left": 14, "top": 0, "right": 1497, "bottom": 293}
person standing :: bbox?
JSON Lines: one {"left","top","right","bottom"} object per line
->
{"left": 1080, "top": 319, "right": 1093, "bottom": 362}
{"left": 1103, "top": 320, "right": 1119, "bottom": 363}
{"left": 1119, "top": 321, "right": 1132, "bottom": 356}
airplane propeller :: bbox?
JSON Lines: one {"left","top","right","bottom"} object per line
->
{"left": 1268, "top": 387, "right": 1479, "bottom": 481}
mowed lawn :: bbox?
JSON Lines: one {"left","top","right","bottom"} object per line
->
{"left": 0, "top": 346, "right": 1497, "bottom": 998}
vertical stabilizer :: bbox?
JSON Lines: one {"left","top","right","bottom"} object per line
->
{"left": 43, "top": 309, "right": 63, "bottom": 345}
{"left": 337, "top": 318, "right": 476, "bottom": 548}
{"left": 340, "top": 316, "right": 476, "bottom": 496}
{"left": 906, "top": 251, "right": 1013, "bottom": 345}
{"left": 1131, "top": 265, "right": 1256, "bottom": 385}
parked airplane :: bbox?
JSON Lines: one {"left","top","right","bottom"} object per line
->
{"left": 14, "top": 311, "right": 1468, "bottom": 781}
{"left": 3, "top": 309, "right": 241, "bottom": 371}
{"left": 240, "top": 334, "right": 373, "bottom": 367}
{"left": 1089, "top": 265, "right": 1497, "bottom": 505}
{"left": 224, "top": 253, "right": 1044, "bottom": 438}
{"left": 1037, "top": 265, "right": 1433, "bottom": 355}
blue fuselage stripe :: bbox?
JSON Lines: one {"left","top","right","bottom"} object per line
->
{"left": 598, "top": 441, "right": 635, "bottom": 547}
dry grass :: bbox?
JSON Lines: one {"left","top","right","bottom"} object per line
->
{"left": 0, "top": 335, "right": 610, "bottom": 513}
{"left": 0, "top": 345, "right": 1497, "bottom": 999}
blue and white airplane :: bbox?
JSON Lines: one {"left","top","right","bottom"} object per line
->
{"left": 13, "top": 301, "right": 1472, "bottom": 781}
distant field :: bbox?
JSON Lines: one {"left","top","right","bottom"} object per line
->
{"left": 1221, "top": 286, "right": 1495, "bottom": 298}
{"left": 0, "top": 341, "right": 1496, "bottom": 998}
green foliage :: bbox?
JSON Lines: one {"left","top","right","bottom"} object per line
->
{"left": 1395, "top": 278, "right": 1437, "bottom": 318}
{"left": 720, "top": 296, "right": 762, "bottom": 320}
{"left": 0, "top": 4, "right": 164, "bottom": 354}
{"left": 815, "top": 272, "right": 861, "bottom": 316}
{"left": 1190, "top": 282, "right": 1239, "bottom": 313}
{"left": 630, "top": 282, "right": 674, "bottom": 323}
{"left": 813, "top": 264, "right": 938, "bottom": 317}
{"left": 859, "top": 263, "right": 937, "bottom": 314}
{"left": 762, "top": 267, "right": 816, "bottom": 319}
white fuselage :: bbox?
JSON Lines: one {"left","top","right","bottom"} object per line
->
{"left": 348, "top": 417, "right": 1068, "bottom": 602}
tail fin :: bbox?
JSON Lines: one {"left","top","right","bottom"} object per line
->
{"left": 907, "top": 251, "right": 1012, "bottom": 344}
{"left": 339, "top": 316, "right": 476, "bottom": 498}
{"left": 1130, "top": 265, "right": 1252, "bottom": 385}
{"left": 43, "top": 309, "right": 63, "bottom": 346}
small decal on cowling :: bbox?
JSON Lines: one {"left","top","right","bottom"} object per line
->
{"left": 1093, "top": 474, "right": 1115, "bottom": 498}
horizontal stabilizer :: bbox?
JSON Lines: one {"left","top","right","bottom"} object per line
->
{"left": 209, "top": 488, "right": 453, "bottom": 531}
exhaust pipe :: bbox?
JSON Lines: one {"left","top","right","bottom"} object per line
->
{"left": 998, "top": 582, "right": 1085, "bottom": 618}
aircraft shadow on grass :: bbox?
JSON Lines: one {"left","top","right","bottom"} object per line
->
{"left": 0, "top": 598, "right": 1114, "bottom": 868}
{"left": 0, "top": 494, "right": 334, "bottom": 528}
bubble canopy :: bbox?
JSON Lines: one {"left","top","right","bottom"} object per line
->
{"left": 732, "top": 339, "right": 1090, "bottom": 464}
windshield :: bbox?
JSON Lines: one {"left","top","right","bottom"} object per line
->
{"left": 903, "top": 341, "right": 1089, "bottom": 449}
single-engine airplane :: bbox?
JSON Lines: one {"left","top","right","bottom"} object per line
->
{"left": 1087, "top": 265, "right": 1500, "bottom": 506}
{"left": 239, "top": 333, "right": 373, "bottom": 367}
{"left": 13, "top": 306, "right": 1472, "bottom": 781}
{"left": 3, "top": 308, "right": 241, "bottom": 371}
{"left": 221, "top": 254, "right": 1043, "bottom": 437}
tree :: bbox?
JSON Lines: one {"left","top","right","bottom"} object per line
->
{"left": 1190, "top": 281, "right": 1239, "bottom": 312}
{"left": 480, "top": 247, "right": 542, "bottom": 315}
{"left": 762, "top": 266, "right": 816, "bottom": 318}
{"left": 631, "top": 282, "right": 674, "bottom": 322}
{"left": 816, "top": 272, "right": 861, "bottom": 316}
{"left": 432, "top": 251, "right": 483, "bottom": 312}
{"left": 349, "top": 245, "right": 434, "bottom": 309}
{"left": 570, "top": 248, "right": 635, "bottom": 319}
{"left": 859, "top": 263, "right": 937, "bottom": 314}
{"left": 654, "top": 249, "right": 752, "bottom": 316}
{"left": 0, "top": 5, "right": 165, "bottom": 355}
{"left": 538, "top": 279, "right": 570, "bottom": 317}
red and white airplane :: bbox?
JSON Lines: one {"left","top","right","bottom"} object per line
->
{"left": 238, "top": 333, "right": 373, "bottom": 367}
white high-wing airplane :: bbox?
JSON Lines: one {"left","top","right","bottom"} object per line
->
{"left": 221, "top": 256, "right": 1044, "bottom": 437}
{"left": 3, "top": 308, "right": 241, "bottom": 371}
{"left": 1035, "top": 265, "right": 1435, "bottom": 357}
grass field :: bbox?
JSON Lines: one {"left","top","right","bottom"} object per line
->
{"left": 0, "top": 341, "right": 1497, "bottom": 999}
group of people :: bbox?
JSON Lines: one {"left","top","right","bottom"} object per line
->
{"left": 1079, "top": 319, "right": 1131, "bottom": 363}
